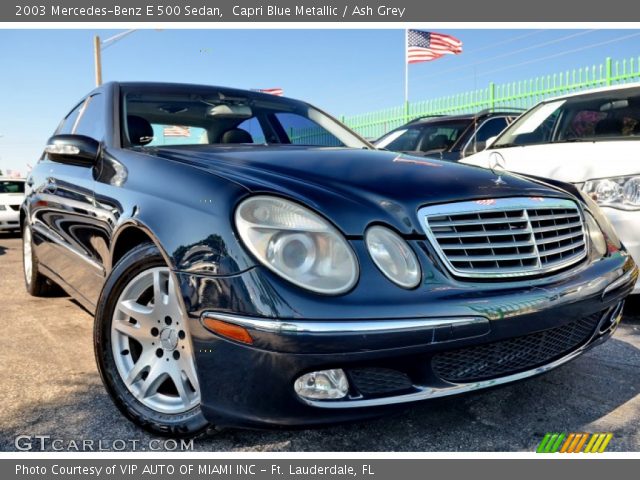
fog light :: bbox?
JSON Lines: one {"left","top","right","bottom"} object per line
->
{"left": 294, "top": 369, "right": 349, "bottom": 400}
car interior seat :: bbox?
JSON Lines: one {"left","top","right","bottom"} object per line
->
{"left": 425, "top": 134, "right": 452, "bottom": 151}
{"left": 127, "top": 116, "right": 154, "bottom": 146}
{"left": 221, "top": 128, "right": 254, "bottom": 144}
{"left": 595, "top": 117, "right": 623, "bottom": 136}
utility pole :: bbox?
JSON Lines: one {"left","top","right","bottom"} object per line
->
{"left": 94, "top": 35, "right": 102, "bottom": 86}
{"left": 92, "top": 30, "right": 141, "bottom": 86}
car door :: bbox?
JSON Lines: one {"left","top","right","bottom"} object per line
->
{"left": 30, "top": 94, "right": 107, "bottom": 309}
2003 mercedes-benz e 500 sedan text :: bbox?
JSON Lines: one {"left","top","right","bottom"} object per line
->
{"left": 22, "top": 82, "right": 637, "bottom": 437}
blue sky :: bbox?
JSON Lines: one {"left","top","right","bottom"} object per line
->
{"left": 1, "top": 28, "right": 639, "bottom": 174}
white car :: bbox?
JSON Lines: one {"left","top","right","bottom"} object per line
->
{"left": 0, "top": 177, "right": 25, "bottom": 232}
{"left": 463, "top": 84, "right": 640, "bottom": 292}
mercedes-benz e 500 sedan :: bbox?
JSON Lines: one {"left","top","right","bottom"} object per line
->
{"left": 22, "top": 82, "right": 637, "bottom": 437}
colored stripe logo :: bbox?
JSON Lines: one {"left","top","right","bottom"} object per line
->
{"left": 537, "top": 433, "right": 613, "bottom": 453}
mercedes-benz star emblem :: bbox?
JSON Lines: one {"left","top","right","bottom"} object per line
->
{"left": 488, "top": 151, "right": 507, "bottom": 185}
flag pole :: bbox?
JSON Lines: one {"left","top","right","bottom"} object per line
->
{"left": 404, "top": 29, "right": 408, "bottom": 105}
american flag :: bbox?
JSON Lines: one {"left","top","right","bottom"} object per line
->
{"left": 256, "top": 88, "right": 284, "bottom": 96}
{"left": 407, "top": 30, "right": 463, "bottom": 64}
{"left": 163, "top": 125, "right": 191, "bottom": 137}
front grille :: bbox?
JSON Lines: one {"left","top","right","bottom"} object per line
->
{"left": 432, "top": 311, "right": 602, "bottom": 383}
{"left": 419, "top": 197, "right": 586, "bottom": 278}
{"left": 348, "top": 368, "right": 413, "bottom": 396}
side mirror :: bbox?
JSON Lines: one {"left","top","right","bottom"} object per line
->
{"left": 485, "top": 135, "right": 499, "bottom": 149}
{"left": 44, "top": 134, "right": 100, "bottom": 166}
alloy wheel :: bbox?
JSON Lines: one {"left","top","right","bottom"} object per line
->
{"left": 111, "top": 267, "right": 200, "bottom": 414}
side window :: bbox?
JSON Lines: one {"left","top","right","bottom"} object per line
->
{"left": 237, "top": 117, "right": 266, "bottom": 144}
{"left": 57, "top": 100, "right": 85, "bottom": 135}
{"left": 274, "top": 113, "right": 343, "bottom": 146}
{"left": 74, "top": 94, "right": 106, "bottom": 140}
{"left": 474, "top": 117, "right": 509, "bottom": 142}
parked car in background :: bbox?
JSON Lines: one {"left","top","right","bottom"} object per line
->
{"left": 375, "top": 109, "right": 521, "bottom": 160}
{"left": 462, "top": 84, "right": 640, "bottom": 292}
{"left": 0, "top": 177, "right": 25, "bottom": 232}
{"left": 22, "top": 82, "right": 636, "bottom": 437}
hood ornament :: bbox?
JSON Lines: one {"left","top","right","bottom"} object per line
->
{"left": 488, "top": 151, "right": 507, "bottom": 185}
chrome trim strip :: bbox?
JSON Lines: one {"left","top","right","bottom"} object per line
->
{"left": 201, "top": 312, "right": 486, "bottom": 335}
{"left": 301, "top": 307, "right": 618, "bottom": 409}
{"left": 418, "top": 197, "right": 588, "bottom": 279}
{"left": 302, "top": 345, "right": 590, "bottom": 408}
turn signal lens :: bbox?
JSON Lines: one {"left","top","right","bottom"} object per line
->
{"left": 202, "top": 318, "right": 253, "bottom": 344}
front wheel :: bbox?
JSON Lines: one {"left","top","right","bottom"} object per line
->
{"left": 94, "top": 243, "right": 209, "bottom": 437}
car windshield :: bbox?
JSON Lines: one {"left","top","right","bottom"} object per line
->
{"left": 493, "top": 88, "right": 640, "bottom": 148}
{"left": 121, "top": 86, "right": 369, "bottom": 150}
{"left": 375, "top": 120, "right": 470, "bottom": 153}
{"left": 0, "top": 180, "right": 24, "bottom": 194}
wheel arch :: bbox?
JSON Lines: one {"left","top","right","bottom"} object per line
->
{"left": 109, "top": 221, "right": 174, "bottom": 273}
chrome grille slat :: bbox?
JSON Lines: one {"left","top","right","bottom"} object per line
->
{"left": 535, "top": 231, "right": 584, "bottom": 245}
{"left": 447, "top": 253, "right": 539, "bottom": 262}
{"left": 538, "top": 241, "right": 586, "bottom": 258}
{"left": 531, "top": 221, "right": 582, "bottom": 233}
{"left": 419, "top": 197, "right": 587, "bottom": 278}
{"left": 433, "top": 230, "right": 532, "bottom": 238}
{"left": 429, "top": 216, "right": 527, "bottom": 227}
{"left": 442, "top": 240, "right": 535, "bottom": 249}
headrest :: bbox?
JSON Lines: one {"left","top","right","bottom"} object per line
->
{"left": 221, "top": 128, "right": 253, "bottom": 144}
{"left": 127, "top": 116, "right": 154, "bottom": 146}
{"left": 595, "top": 118, "right": 623, "bottom": 136}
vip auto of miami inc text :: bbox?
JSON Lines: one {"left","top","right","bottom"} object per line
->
{"left": 16, "top": 463, "right": 375, "bottom": 477}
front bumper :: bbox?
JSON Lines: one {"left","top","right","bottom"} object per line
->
{"left": 602, "top": 206, "right": 640, "bottom": 293}
{"left": 0, "top": 208, "right": 20, "bottom": 230}
{"left": 178, "top": 246, "right": 637, "bottom": 429}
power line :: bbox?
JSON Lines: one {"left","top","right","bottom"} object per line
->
{"left": 464, "top": 30, "right": 546, "bottom": 55}
{"left": 411, "top": 30, "right": 598, "bottom": 82}
{"left": 474, "top": 31, "right": 640, "bottom": 77}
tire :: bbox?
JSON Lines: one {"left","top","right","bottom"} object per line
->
{"left": 94, "top": 243, "right": 209, "bottom": 437}
{"left": 22, "top": 220, "right": 55, "bottom": 296}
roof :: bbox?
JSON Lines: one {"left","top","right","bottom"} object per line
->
{"left": 538, "top": 82, "right": 640, "bottom": 103}
{"left": 111, "top": 81, "right": 298, "bottom": 103}
{"left": 408, "top": 108, "right": 523, "bottom": 125}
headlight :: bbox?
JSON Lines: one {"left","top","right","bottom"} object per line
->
{"left": 235, "top": 196, "right": 359, "bottom": 295}
{"left": 583, "top": 175, "right": 640, "bottom": 210}
{"left": 365, "top": 226, "right": 421, "bottom": 289}
{"left": 0, "top": 205, "right": 6, "bottom": 211}
{"left": 584, "top": 212, "right": 607, "bottom": 257}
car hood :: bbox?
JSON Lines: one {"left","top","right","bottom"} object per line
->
{"left": 0, "top": 193, "right": 24, "bottom": 206}
{"left": 150, "top": 146, "right": 570, "bottom": 235}
{"left": 462, "top": 141, "right": 638, "bottom": 183}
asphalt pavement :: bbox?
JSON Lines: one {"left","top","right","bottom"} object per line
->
{"left": 1, "top": 231, "right": 639, "bottom": 452}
